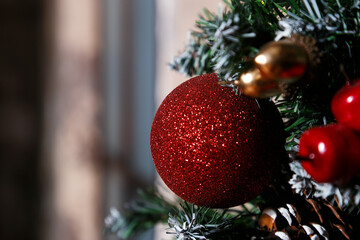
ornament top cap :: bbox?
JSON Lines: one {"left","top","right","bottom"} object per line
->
{"left": 254, "top": 39, "right": 309, "bottom": 82}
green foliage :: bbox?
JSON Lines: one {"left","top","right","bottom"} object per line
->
{"left": 170, "top": 0, "right": 304, "bottom": 80}
{"left": 276, "top": 94, "right": 335, "bottom": 153}
{"left": 170, "top": 0, "right": 360, "bottom": 83}
{"left": 105, "top": 189, "right": 268, "bottom": 239}
{"left": 167, "top": 201, "right": 265, "bottom": 240}
{"left": 170, "top": 0, "right": 288, "bottom": 80}
{"left": 104, "top": 189, "right": 174, "bottom": 239}
{"left": 275, "top": 0, "right": 360, "bottom": 151}
{"left": 171, "top": 0, "right": 360, "bottom": 152}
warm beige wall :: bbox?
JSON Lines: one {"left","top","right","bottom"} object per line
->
{"left": 154, "top": 1, "right": 221, "bottom": 239}
{"left": 42, "top": 1, "right": 102, "bottom": 240}
{"left": 155, "top": 0, "right": 223, "bottom": 105}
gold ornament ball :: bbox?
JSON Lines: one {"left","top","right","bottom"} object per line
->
{"left": 234, "top": 67, "right": 282, "bottom": 98}
{"left": 254, "top": 40, "right": 308, "bottom": 83}
{"left": 219, "top": 39, "right": 310, "bottom": 98}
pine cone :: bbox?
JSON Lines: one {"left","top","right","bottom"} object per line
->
{"left": 257, "top": 195, "right": 357, "bottom": 239}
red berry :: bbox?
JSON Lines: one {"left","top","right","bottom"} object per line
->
{"left": 298, "top": 124, "right": 360, "bottom": 183}
{"left": 331, "top": 79, "right": 360, "bottom": 131}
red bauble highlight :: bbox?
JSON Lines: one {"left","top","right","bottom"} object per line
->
{"left": 150, "top": 73, "right": 286, "bottom": 208}
{"left": 299, "top": 124, "right": 360, "bottom": 183}
{"left": 331, "top": 79, "right": 360, "bottom": 131}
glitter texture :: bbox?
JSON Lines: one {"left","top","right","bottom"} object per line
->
{"left": 150, "top": 73, "right": 285, "bottom": 208}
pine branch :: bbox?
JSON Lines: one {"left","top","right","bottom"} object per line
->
{"left": 105, "top": 188, "right": 271, "bottom": 240}
{"left": 170, "top": 0, "right": 289, "bottom": 80}
{"left": 169, "top": 35, "right": 213, "bottom": 76}
{"left": 275, "top": 94, "right": 335, "bottom": 153}
{"left": 276, "top": 0, "right": 360, "bottom": 78}
{"left": 166, "top": 200, "right": 270, "bottom": 240}
{"left": 104, "top": 189, "right": 174, "bottom": 239}
{"left": 167, "top": 203, "right": 236, "bottom": 240}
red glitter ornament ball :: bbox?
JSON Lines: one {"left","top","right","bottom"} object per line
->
{"left": 150, "top": 73, "right": 286, "bottom": 208}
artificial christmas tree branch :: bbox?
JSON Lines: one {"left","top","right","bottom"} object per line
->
{"left": 105, "top": 188, "right": 268, "bottom": 239}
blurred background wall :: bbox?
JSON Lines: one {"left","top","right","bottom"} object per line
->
{"left": 0, "top": 0, "right": 218, "bottom": 240}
